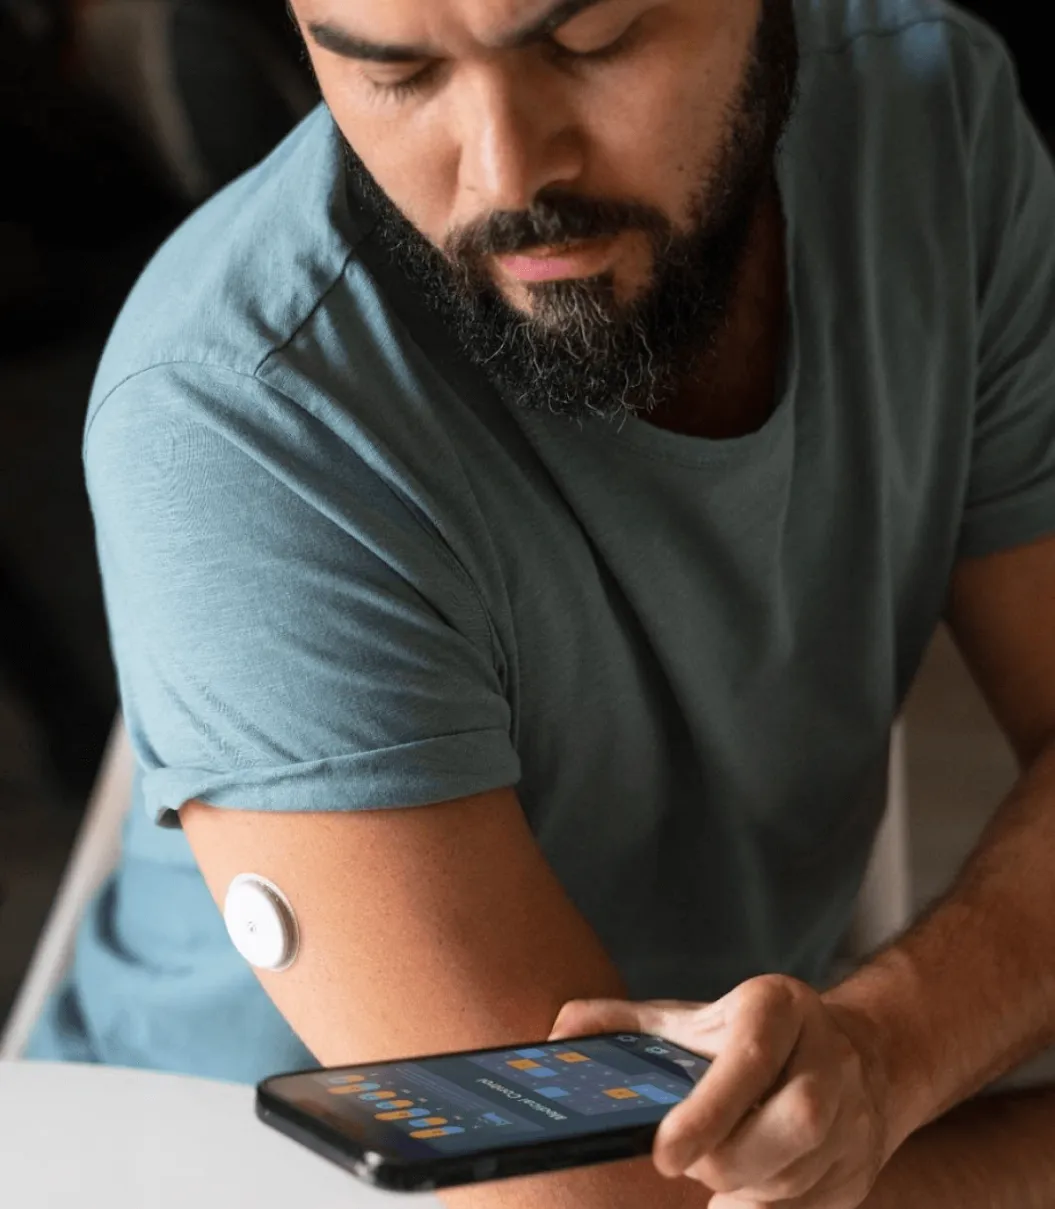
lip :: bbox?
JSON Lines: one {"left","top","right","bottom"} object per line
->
{"left": 495, "top": 237, "right": 617, "bottom": 283}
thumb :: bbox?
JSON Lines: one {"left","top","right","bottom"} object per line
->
{"left": 549, "top": 997, "right": 670, "bottom": 1041}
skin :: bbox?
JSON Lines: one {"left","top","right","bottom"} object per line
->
{"left": 299, "top": 0, "right": 756, "bottom": 303}
{"left": 181, "top": 2, "right": 1055, "bottom": 1206}
{"left": 301, "top": 0, "right": 787, "bottom": 437}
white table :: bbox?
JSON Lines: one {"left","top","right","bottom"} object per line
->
{"left": 0, "top": 1061, "right": 440, "bottom": 1208}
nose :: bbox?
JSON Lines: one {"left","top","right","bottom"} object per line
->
{"left": 456, "top": 65, "right": 582, "bottom": 214}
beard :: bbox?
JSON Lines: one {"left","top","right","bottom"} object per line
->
{"left": 343, "top": 0, "right": 799, "bottom": 423}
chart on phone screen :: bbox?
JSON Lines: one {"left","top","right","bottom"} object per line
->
{"left": 323, "top": 1061, "right": 545, "bottom": 1146}
{"left": 469, "top": 1044, "right": 693, "bottom": 1115}
{"left": 312, "top": 1037, "right": 706, "bottom": 1153}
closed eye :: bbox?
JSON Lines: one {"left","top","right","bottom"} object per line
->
{"left": 549, "top": 16, "right": 642, "bottom": 63}
{"left": 364, "top": 13, "right": 643, "bottom": 102}
{"left": 365, "top": 59, "right": 443, "bottom": 100}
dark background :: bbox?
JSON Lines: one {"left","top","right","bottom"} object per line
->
{"left": 0, "top": 0, "right": 1050, "bottom": 1032}
{"left": 0, "top": 0, "right": 317, "bottom": 1025}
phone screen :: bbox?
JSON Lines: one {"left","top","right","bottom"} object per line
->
{"left": 267, "top": 1034, "right": 710, "bottom": 1161}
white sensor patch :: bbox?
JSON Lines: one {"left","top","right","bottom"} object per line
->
{"left": 223, "top": 874, "right": 300, "bottom": 972}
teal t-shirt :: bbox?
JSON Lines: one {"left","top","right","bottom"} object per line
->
{"left": 31, "top": 0, "right": 1055, "bottom": 1083}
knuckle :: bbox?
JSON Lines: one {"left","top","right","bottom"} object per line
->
{"left": 742, "top": 975, "right": 815, "bottom": 1033}
{"left": 789, "top": 1077, "right": 830, "bottom": 1146}
{"left": 749, "top": 974, "right": 799, "bottom": 1014}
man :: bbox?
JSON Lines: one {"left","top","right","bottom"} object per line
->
{"left": 30, "top": 0, "right": 1055, "bottom": 1205}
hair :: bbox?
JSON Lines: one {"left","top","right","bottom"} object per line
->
{"left": 342, "top": 0, "right": 800, "bottom": 421}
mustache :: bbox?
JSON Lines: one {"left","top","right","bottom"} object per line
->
{"left": 444, "top": 190, "right": 671, "bottom": 262}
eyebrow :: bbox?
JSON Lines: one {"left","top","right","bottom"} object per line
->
{"left": 306, "top": 0, "right": 612, "bottom": 63}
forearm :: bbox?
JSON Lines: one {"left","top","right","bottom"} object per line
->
{"left": 864, "top": 1087, "right": 1055, "bottom": 1209}
{"left": 442, "top": 1155, "right": 712, "bottom": 1209}
{"left": 826, "top": 738, "right": 1055, "bottom": 1148}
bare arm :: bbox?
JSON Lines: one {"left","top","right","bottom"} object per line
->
{"left": 864, "top": 1088, "right": 1055, "bottom": 1209}
{"left": 827, "top": 535, "right": 1055, "bottom": 1145}
{"left": 181, "top": 787, "right": 712, "bottom": 1209}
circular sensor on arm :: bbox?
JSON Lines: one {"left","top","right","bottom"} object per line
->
{"left": 223, "top": 873, "right": 300, "bottom": 972}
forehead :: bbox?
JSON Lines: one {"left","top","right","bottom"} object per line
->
{"left": 295, "top": 0, "right": 611, "bottom": 51}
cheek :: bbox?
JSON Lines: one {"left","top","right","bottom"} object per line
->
{"left": 317, "top": 70, "right": 459, "bottom": 248}
{"left": 577, "top": 42, "right": 743, "bottom": 229}
{"left": 366, "top": 137, "right": 460, "bottom": 248}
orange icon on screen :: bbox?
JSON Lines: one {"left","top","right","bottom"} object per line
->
{"left": 411, "top": 1128, "right": 451, "bottom": 1139}
{"left": 604, "top": 1088, "right": 639, "bottom": 1100}
{"left": 555, "top": 1051, "right": 590, "bottom": 1063}
{"left": 376, "top": 1110, "right": 417, "bottom": 1121}
{"left": 385, "top": 1100, "right": 414, "bottom": 1109}
{"left": 508, "top": 1059, "right": 539, "bottom": 1070}
{"left": 372, "top": 1091, "right": 397, "bottom": 1099}
{"left": 420, "top": 1117, "right": 448, "bottom": 1126}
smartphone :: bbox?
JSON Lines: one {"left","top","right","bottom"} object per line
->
{"left": 256, "top": 1032, "right": 711, "bottom": 1192}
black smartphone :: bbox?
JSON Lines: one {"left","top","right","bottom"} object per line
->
{"left": 256, "top": 1032, "right": 711, "bottom": 1193}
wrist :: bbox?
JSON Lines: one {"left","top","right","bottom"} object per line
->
{"left": 823, "top": 949, "right": 941, "bottom": 1155}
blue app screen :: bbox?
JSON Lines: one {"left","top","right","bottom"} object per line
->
{"left": 281, "top": 1035, "right": 710, "bottom": 1158}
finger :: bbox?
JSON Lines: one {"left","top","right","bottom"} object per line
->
{"left": 654, "top": 980, "right": 804, "bottom": 1178}
{"left": 702, "top": 1035, "right": 842, "bottom": 1190}
{"left": 697, "top": 1141, "right": 836, "bottom": 1204}
{"left": 709, "top": 1155, "right": 861, "bottom": 1209}
{"left": 549, "top": 998, "right": 674, "bottom": 1040}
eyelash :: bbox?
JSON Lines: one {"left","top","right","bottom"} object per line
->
{"left": 368, "top": 63, "right": 441, "bottom": 101}
{"left": 549, "top": 21, "right": 641, "bottom": 68}
{"left": 367, "top": 22, "right": 640, "bottom": 102}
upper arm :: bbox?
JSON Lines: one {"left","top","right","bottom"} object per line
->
{"left": 948, "top": 534, "right": 1055, "bottom": 768}
{"left": 946, "top": 40, "right": 1055, "bottom": 763}
{"left": 179, "top": 785, "right": 622, "bottom": 1066}
{"left": 179, "top": 792, "right": 653, "bottom": 1209}
{"left": 180, "top": 794, "right": 712, "bottom": 1209}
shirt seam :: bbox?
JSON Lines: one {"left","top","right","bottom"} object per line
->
{"left": 84, "top": 358, "right": 252, "bottom": 457}
{"left": 252, "top": 246, "right": 360, "bottom": 376}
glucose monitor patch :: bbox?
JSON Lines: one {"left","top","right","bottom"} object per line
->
{"left": 224, "top": 873, "right": 300, "bottom": 972}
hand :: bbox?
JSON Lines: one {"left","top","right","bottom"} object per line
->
{"left": 550, "top": 976, "right": 896, "bottom": 1209}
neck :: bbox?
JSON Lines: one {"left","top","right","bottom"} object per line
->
{"left": 643, "top": 182, "right": 788, "bottom": 441}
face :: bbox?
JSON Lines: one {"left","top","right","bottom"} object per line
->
{"left": 292, "top": 0, "right": 799, "bottom": 419}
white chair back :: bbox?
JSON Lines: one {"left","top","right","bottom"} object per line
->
{"left": 0, "top": 717, "right": 133, "bottom": 1061}
{"left": 846, "top": 723, "right": 913, "bottom": 959}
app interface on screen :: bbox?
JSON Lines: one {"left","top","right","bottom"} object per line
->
{"left": 288, "top": 1036, "right": 711, "bottom": 1158}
